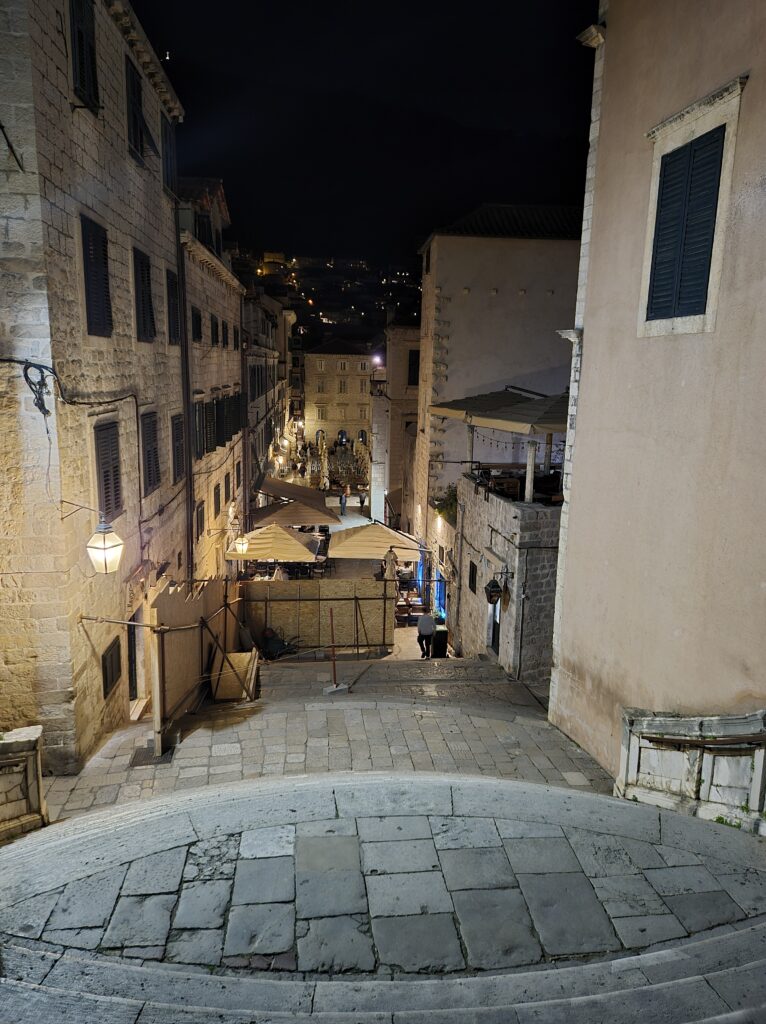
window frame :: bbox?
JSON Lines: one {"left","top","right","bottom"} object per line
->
{"left": 213, "top": 482, "right": 221, "bottom": 519}
{"left": 637, "top": 76, "right": 746, "bottom": 338}
{"left": 80, "top": 214, "right": 113, "bottom": 337}
{"left": 195, "top": 501, "right": 205, "bottom": 541}
{"left": 210, "top": 313, "right": 219, "bottom": 347}
{"left": 133, "top": 247, "right": 156, "bottom": 342}
{"left": 94, "top": 421, "right": 123, "bottom": 521}
{"left": 171, "top": 412, "right": 185, "bottom": 483}
{"left": 166, "top": 268, "right": 180, "bottom": 344}
{"left": 70, "top": 0, "right": 99, "bottom": 113}
{"left": 191, "top": 305, "right": 202, "bottom": 342}
{"left": 407, "top": 348, "right": 421, "bottom": 387}
{"left": 140, "top": 410, "right": 161, "bottom": 496}
{"left": 102, "top": 636, "right": 121, "bottom": 700}
{"left": 468, "top": 561, "right": 477, "bottom": 594}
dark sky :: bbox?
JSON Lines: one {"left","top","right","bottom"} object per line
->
{"left": 131, "top": 1, "right": 597, "bottom": 260}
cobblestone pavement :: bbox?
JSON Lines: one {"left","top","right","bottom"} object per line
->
{"left": 45, "top": 660, "right": 614, "bottom": 822}
{"left": 3, "top": 776, "right": 765, "bottom": 984}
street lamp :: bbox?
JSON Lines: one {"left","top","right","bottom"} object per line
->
{"left": 234, "top": 534, "right": 249, "bottom": 556}
{"left": 61, "top": 501, "right": 124, "bottom": 575}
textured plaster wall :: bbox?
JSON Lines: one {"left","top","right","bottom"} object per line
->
{"left": 550, "top": 0, "right": 766, "bottom": 775}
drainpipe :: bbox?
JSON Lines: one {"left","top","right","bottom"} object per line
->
{"left": 174, "top": 200, "right": 195, "bottom": 578}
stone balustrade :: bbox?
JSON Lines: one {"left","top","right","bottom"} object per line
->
{"left": 0, "top": 725, "right": 47, "bottom": 843}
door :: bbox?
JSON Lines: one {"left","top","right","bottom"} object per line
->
{"left": 490, "top": 599, "right": 501, "bottom": 655}
{"left": 128, "top": 613, "right": 138, "bottom": 701}
{"left": 128, "top": 607, "right": 146, "bottom": 703}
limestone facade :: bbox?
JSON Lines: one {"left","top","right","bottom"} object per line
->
{"left": 303, "top": 342, "right": 377, "bottom": 451}
{"left": 383, "top": 324, "right": 419, "bottom": 526}
{"left": 453, "top": 476, "right": 560, "bottom": 682}
{"left": 549, "top": 0, "right": 766, "bottom": 775}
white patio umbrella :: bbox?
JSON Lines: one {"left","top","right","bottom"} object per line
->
{"left": 249, "top": 500, "right": 340, "bottom": 528}
{"left": 327, "top": 522, "right": 421, "bottom": 561}
{"left": 225, "top": 523, "right": 318, "bottom": 562}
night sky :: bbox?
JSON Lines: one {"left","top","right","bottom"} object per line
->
{"left": 131, "top": 1, "right": 598, "bottom": 260}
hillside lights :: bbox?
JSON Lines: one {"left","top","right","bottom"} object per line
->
{"left": 86, "top": 516, "right": 125, "bottom": 574}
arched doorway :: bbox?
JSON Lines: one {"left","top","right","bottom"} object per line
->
{"left": 358, "top": 429, "right": 368, "bottom": 445}
{"left": 315, "top": 429, "right": 325, "bottom": 445}
{"left": 337, "top": 429, "right": 348, "bottom": 445}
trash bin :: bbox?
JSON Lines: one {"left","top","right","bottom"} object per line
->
{"left": 431, "top": 626, "right": 448, "bottom": 659}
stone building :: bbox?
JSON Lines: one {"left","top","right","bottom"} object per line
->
{"left": 408, "top": 206, "right": 580, "bottom": 556}
{"left": 550, "top": 1, "right": 766, "bottom": 780}
{"left": 302, "top": 339, "right": 378, "bottom": 451}
{"left": 177, "top": 178, "right": 246, "bottom": 579}
{"left": 381, "top": 323, "right": 420, "bottom": 527}
{"left": 0, "top": 1, "right": 242, "bottom": 772}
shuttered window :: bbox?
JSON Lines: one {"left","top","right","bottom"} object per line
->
{"left": 133, "top": 248, "right": 156, "bottom": 341}
{"left": 224, "top": 472, "right": 231, "bottom": 504}
{"left": 70, "top": 0, "right": 99, "bottom": 112}
{"left": 214, "top": 398, "right": 226, "bottom": 448}
{"left": 171, "top": 413, "right": 185, "bottom": 483}
{"left": 213, "top": 483, "right": 221, "bottom": 519}
{"left": 94, "top": 422, "right": 122, "bottom": 520}
{"left": 233, "top": 326, "right": 240, "bottom": 350}
{"left": 141, "top": 411, "right": 161, "bottom": 496}
{"left": 210, "top": 314, "right": 219, "bottom": 347}
{"left": 236, "top": 460, "right": 241, "bottom": 490}
{"left": 468, "top": 561, "right": 477, "bottom": 594}
{"left": 222, "top": 321, "right": 229, "bottom": 348}
{"left": 161, "top": 115, "right": 177, "bottom": 192}
{"left": 125, "top": 57, "right": 159, "bottom": 162}
{"left": 81, "top": 215, "right": 112, "bottom": 337}
{"left": 196, "top": 501, "right": 205, "bottom": 540}
{"left": 407, "top": 349, "right": 420, "bottom": 386}
{"left": 102, "top": 637, "right": 121, "bottom": 699}
{"left": 191, "top": 306, "right": 202, "bottom": 342}
{"left": 166, "top": 269, "right": 180, "bottom": 344}
{"left": 194, "top": 402, "right": 205, "bottom": 460}
{"left": 204, "top": 401, "right": 216, "bottom": 453}
{"left": 195, "top": 213, "right": 213, "bottom": 248}
{"left": 647, "top": 125, "right": 725, "bottom": 321}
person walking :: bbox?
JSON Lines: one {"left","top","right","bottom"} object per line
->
{"left": 417, "top": 611, "right": 436, "bottom": 660}
{"left": 339, "top": 487, "right": 347, "bottom": 516}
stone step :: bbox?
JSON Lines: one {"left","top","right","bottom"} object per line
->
{"left": 4, "top": 926, "right": 766, "bottom": 1016}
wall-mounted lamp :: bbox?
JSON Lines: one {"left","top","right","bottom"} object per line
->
{"left": 234, "top": 534, "right": 249, "bottom": 555}
{"left": 60, "top": 501, "right": 124, "bottom": 574}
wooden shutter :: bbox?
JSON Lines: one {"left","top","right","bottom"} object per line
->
{"left": 70, "top": 0, "right": 99, "bottom": 111}
{"left": 222, "top": 321, "right": 229, "bottom": 348}
{"left": 224, "top": 472, "right": 231, "bottom": 504}
{"left": 191, "top": 306, "right": 202, "bottom": 341}
{"left": 204, "top": 401, "right": 216, "bottom": 453}
{"left": 194, "top": 403, "right": 205, "bottom": 460}
{"left": 134, "top": 248, "right": 156, "bottom": 341}
{"left": 233, "top": 326, "right": 240, "bottom": 350}
{"left": 126, "top": 57, "right": 143, "bottom": 158}
{"left": 94, "top": 422, "right": 122, "bottom": 520}
{"left": 236, "top": 461, "right": 241, "bottom": 490}
{"left": 214, "top": 398, "right": 226, "bottom": 448}
{"left": 196, "top": 502, "right": 205, "bottom": 540}
{"left": 161, "top": 115, "right": 177, "bottom": 192}
{"left": 166, "top": 269, "right": 180, "bottom": 344}
{"left": 141, "top": 412, "right": 160, "bottom": 495}
{"left": 214, "top": 483, "right": 221, "bottom": 519}
{"left": 81, "top": 215, "right": 113, "bottom": 336}
{"left": 171, "top": 413, "right": 185, "bottom": 483}
{"left": 102, "top": 636, "right": 121, "bottom": 699}
{"left": 676, "top": 125, "right": 725, "bottom": 316}
{"left": 647, "top": 126, "right": 725, "bottom": 320}
{"left": 210, "top": 314, "right": 219, "bottom": 346}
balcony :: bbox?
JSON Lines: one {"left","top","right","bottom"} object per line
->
{"left": 467, "top": 463, "right": 563, "bottom": 506}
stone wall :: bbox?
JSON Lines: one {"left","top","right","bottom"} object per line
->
{"left": 0, "top": 0, "right": 192, "bottom": 771}
{"left": 0, "top": 725, "right": 46, "bottom": 843}
{"left": 455, "top": 477, "right": 560, "bottom": 684}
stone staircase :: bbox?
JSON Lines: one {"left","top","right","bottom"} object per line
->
{"left": 1, "top": 774, "right": 764, "bottom": 1022}
{"left": 2, "top": 922, "right": 766, "bottom": 1022}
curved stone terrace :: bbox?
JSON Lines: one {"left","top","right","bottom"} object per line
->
{"left": 1, "top": 775, "right": 765, "bottom": 1022}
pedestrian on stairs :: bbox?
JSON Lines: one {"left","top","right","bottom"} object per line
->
{"left": 417, "top": 612, "right": 435, "bottom": 659}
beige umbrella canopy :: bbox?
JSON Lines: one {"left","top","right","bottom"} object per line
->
{"left": 257, "top": 477, "right": 329, "bottom": 512}
{"left": 249, "top": 500, "right": 340, "bottom": 528}
{"left": 469, "top": 392, "right": 570, "bottom": 434}
{"left": 328, "top": 522, "right": 421, "bottom": 561}
{"left": 225, "top": 523, "right": 318, "bottom": 562}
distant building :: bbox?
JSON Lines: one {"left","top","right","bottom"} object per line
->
{"left": 382, "top": 324, "right": 420, "bottom": 526}
{"left": 303, "top": 339, "right": 381, "bottom": 451}
{"left": 550, "top": 2, "right": 766, "bottom": 799}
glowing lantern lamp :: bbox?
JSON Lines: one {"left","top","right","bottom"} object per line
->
{"left": 234, "top": 534, "right": 249, "bottom": 556}
{"left": 86, "top": 517, "right": 124, "bottom": 574}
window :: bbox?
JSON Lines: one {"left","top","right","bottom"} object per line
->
{"left": 195, "top": 501, "right": 205, "bottom": 540}
{"left": 161, "top": 115, "right": 176, "bottom": 192}
{"left": 316, "top": 378, "right": 326, "bottom": 393}
{"left": 193, "top": 402, "right": 205, "bottom": 460}
{"left": 70, "top": 0, "right": 99, "bottom": 112}
{"left": 407, "top": 349, "right": 420, "bottom": 386}
{"left": 214, "top": 229, "right": 222, "bottom": 256}
{"left": 316, "top": 405, "right": 327, "bottom": 421}
{"left": 222, "top": 321, "right": 229, "bottom": 348}
{"left": 647, "top": 125, "right": 725, "bottom": 322}
{"left": 191, "top": 305, "right": 202, "bottom": 342}
{"left": 235, "top": 460, "right": 241, "bottom": 489}
{"left": 213, "top": 482, "right": 221, "bottom": 518}
{"left": 337, "top": 405, "right": 347, "bottom": 419}
{"left": 359, "top": 378, "right": 367, "bottom": 394}
{"left": 424, "top": 245, "right": 431, "bottom": 274}
{"left": 338, "top": 378, "right": 347, "bottom": 394}
{"left": 102, "top": 637, "right": 121, "bottom": 699}
{"left": 233, "top": 326, "right": 240, "bottom": 350}
{"left": 133, "top": 248, "right": 156, "bottom": 341}
{"left": 359, "top": 360, "right": 368, "bottom": 372}
{"left": 171, "top": 413, "right": 184, "bottom": 483}
{"left": 210, "top": 314, "right": 219, "bottom": 346}
{"left": 166, "top": 269, "right": 180, "bottom": 344}
{"left": 224, "top": 472, "right": 231, "bottom": 503}
{"left": 195, "top": 212, "right": 213, "bottom": 248}
{"left": 468, "top": 561, "right": 477, "bottom": 594}
{"left": 358, "top": 405, "right": 368, "bottom": 419}
{"left": 80, "top": 215, "right": 112, "bottom": 337}
{"left": 125, "top": 58, "right": 158, "bottom": 162}
{"left": 204, "top": 401, "right": 216, "bottom": 453}
{"left": 141, "top": 411, "right": 160, "bottom": 496}
{"left": 292, "top": 356, "right": 299, "bottom": 367}
{"left": 438, "top": 544, "right": 445, "bottom": 564}
{"left": 316, "top": 359, "right": 325, "bottom": 371}
{"left": 94, "top": 422, "right": 122, "bottom": 521}
{"left": 338, "top": 360, "right": 347, "bottom": 371}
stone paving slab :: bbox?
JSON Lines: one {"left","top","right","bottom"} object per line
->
{"left": 453, "top": 889, "right": 541, "bottom": 968}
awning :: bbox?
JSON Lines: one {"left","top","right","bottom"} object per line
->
{"left": 429, "top": 389, "right": 533, "bottom": 421}
{"left": 225, "top": 523, "right": 319, "bottom": 562}
{"left": 429, "top": 389, "right": 569, "bottom": 435}
{"left": 328, "top": 522, "right": 422, "bottom": 561}
{"left": 257, "top": 477, "right": 329, "bottom": 512}
{"left": 249, "top": 500, "right": 340, "bottom": 528}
